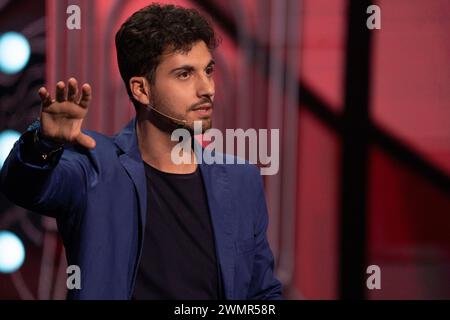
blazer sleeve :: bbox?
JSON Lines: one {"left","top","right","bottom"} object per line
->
{"left": 0, "top": 128, "right": 95, "bottom": 221}
{"left": 246, "top": 171, "right": 284, "bottom": 300}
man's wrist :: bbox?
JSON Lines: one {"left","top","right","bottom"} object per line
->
{"left": 23, "top": 120, "right": 64, "bottom": 164}
{"left": 34, "top": 127, "right": 64, "bottom": 150}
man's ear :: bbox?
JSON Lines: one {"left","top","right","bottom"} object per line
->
{"left": 129, "top": 76, "right": 151, "bottom": 105}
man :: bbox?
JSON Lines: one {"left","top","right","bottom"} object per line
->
{"left": 0, "top": 4, "right": 282, "bottom": 300}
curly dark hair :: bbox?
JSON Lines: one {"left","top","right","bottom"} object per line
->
{"left": 115, "top": 3, "right": 219, "bottom": 108}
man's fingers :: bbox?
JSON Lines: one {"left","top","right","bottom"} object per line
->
{"left": 55, "top": 81, "right": 66, "bottom": 102}
{"left": 38, "top": 87, "right": 52, "bottom": 108}
{"left": 67, "top": 78, "right": 78, "bottom": 102}
{"left": 79, "top": 84, "right": 92, "bottom": 108}
{"left": 75, "top": 133, "right": 96, "bottom": 149}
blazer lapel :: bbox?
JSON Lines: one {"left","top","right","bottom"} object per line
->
{"left": 114, "top": 119, "right": 147, "bottom": 241}
{"left": 198, "top": 148, "right": 236, "bottom": 300}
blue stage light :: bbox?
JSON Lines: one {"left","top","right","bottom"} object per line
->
{"left": 0, "top": 130, "right": 21, "bottom": 169}
{"left": 0, "top": 32, "right": 31, "bottom": 74}
{"left": 0, "top": 231, "right": 25, "bottom": 273}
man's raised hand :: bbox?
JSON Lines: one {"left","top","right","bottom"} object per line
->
{"left": 38, "top": 78, "right": 96, "bottom": 149}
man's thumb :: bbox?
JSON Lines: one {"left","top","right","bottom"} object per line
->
{"left": 76, "top": 133, "right": 96, "bottom": 149}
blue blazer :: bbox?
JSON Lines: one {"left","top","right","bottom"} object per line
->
{"left": 1, "top": 119, "right": 282, "bottom": 300}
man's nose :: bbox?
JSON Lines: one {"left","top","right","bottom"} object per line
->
{"left": 196, "top": 74, "right": 215, "bottom": 100}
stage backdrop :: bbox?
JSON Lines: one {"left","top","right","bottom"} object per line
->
{"left": 0, "top": 0, "right": 449, "bottom": 300}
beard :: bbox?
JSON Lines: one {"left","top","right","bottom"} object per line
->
{"left": 187, "top": 117, "right": 212, "bottom": 134}
{"left": 148, "top": 90, "right": 213, "bottom": 135}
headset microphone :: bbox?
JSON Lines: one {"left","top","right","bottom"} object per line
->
{"left": 143, "top": 103, "right": 191, "bottom": 134}
{"left": 146, "top": 105, "right": 187, "bottom": 126}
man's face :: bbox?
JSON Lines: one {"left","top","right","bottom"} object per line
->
{"left": 149, "top": 40, "right": 215, "bottom": 132}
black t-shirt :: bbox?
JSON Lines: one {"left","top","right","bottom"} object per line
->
{"left": 132, "top": 162, "right": 223, "bottom": 299}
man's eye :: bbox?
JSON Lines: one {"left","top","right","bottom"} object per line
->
{"left": 205, "top": 66, "right": 214, "bottom": 76}
{"left": 178, "top": 71, "right": 190, "bottom": 79}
